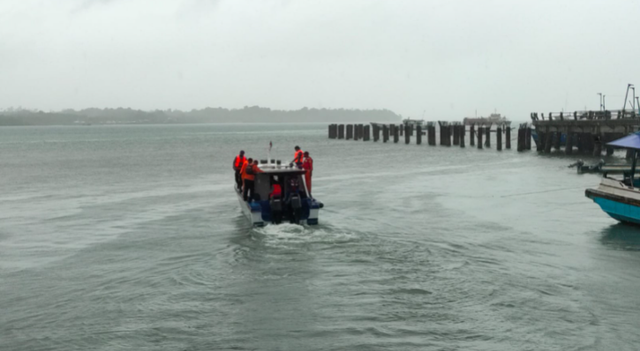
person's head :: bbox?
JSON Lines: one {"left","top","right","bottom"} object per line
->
{"left": 240, "top": 150, "right": 245, "bottom": 156}
{"left": 304, "top": 151, "right": 309, "bottom": 157}
{"left": 253, "top": 160, "right": 258, "bottom": 165}
{"left": 247, "top": 158, "right": 253, "bottom": 163}
{"left": 294, "top": 146, "right": 300, "bottom": 151}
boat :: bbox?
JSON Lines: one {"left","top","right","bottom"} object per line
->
{"left": 586, "top": 132, "right": 640, "bottom": 224}
{"left": 463, "top": 113, "right": 509, "bottom": 126}
{"left": 570, "top": 159, "right": 632, "bottom": 174}
{"left": 402, "top": 118, "right": 425, "bottom": 127}
{"left": 236, "top": 160, "right": 323, "bottom": 226}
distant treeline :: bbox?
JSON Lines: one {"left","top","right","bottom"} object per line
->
{"left": 0, "top": 106, "right": 400, "bottom": 126}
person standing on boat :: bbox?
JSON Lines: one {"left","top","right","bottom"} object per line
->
{"left": 292, "top": 146, "right": 304, "bottom": 168}
{"left": 241, "top": 157, "right": 254, "bottom": 201}
{"left": 302, "top": 151, "right": 313, "bottom": 194}
{"left": 232, "top": 150, "right": 246, "bottom": 190}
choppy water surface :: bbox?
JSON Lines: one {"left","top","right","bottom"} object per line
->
{"left": 1, "top": 124, "right": 640, "bottom": 350}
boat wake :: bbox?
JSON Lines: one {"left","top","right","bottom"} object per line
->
{"left": 253, "top": 223, "right": 360, "bottom": 246}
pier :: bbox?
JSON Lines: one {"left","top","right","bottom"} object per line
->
{"left": 328, "top": 109, "right": 640, "bottom": 156}
{"left": 530, "top": 110, "right": 640, "bottom": 157}
{"left": 329, "top": 121, "right": 514, "bottom": 151}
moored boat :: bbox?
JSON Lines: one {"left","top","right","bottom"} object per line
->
{"left": 586, "top": 132, "right": 640, "bottom": 224}
{"left": 236, "top": 160, "right": 323, "bottom": 226}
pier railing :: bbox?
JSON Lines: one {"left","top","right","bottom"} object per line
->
{"left": 531, "top": 110, "right": 638, "bottom": 121}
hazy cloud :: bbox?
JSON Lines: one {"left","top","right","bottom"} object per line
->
{"left": 1, "top": 0, "right": 639, "bottom": 120}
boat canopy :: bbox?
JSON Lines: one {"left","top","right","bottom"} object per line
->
{"left": 607, "top": 132, "right": 640, "bottom": 150}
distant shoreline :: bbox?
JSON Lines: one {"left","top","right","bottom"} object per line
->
{"left": 0, "top": 106, "right": 401, "bottom": 127}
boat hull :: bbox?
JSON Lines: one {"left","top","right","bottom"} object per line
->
{"left": 586, "top": 178, "right": 640, "bottom": 225}
{"left": 235, "top": 188, "right": 321, "bottom": 226}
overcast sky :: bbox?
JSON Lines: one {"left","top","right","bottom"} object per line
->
{"left": 1, "top": 0, "right": 639, "bottom": 120}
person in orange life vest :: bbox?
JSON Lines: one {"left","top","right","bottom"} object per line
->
{"left": 243, "top": 160, "right": 264, "bottom": 202}
{"left": 240, "top": 158, "right": 253, "bottom": 201}
{"left": 302, "top": 151, "right": 313, "bottom": 194}
{"left": 269, "top": 176, "right": 282, "bottom": 199}
{"left": 292, "top": 146, "right": 304, "bottom": 168}
{"left": 232, "top": 150, "right": 246, "bottom": 190}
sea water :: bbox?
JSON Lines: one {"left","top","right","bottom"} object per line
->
{"left": 1, "top": 124, "right": 639, "bottom": 350}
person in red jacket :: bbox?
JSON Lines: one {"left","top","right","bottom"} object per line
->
{"left": 232, "top": 150, "right": 246, "bottom": 190}
{"left": 302, "top": 151, "right": 313, "bottom": 194}
{"left": 240, "top": 158, "right": 253, "bottom": 201}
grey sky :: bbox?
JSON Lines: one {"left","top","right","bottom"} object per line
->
{"left": 1, "top": 0, "right": 639, "bottom": 120}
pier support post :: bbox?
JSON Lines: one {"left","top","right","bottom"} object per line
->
{"left": 505, "top": 126, "right": 511, "bottom": 149}
{"left": 497, "top": 127, "right": 502, "bottom": 151}
{"left": 460, "top": 125, "right": 465, "bottom": 148}
{"left": 405, "top": 125, "right": 411, "bottom": 144}
{"left": 428, "top": 124, "right": 436, "bottom": 146}
{"left": 577, "top": 133, "right": 585, "bottom": 154}
{"left": 393, "top": 125, "right": 399, "bottom": 143}
{"left": 593, "top": 138, "right": 602, "bottom": 156}
{"left": 383, "top": 125, "right": 389, "bottom": 143}
{"left": 453, "top": 125, "right": 460, "bottom": 145}
{"left": 354, "top": 124, "right": 360, "bottom": 141}
{"left": 544, "top": 128, "right": 552, "bottom": 153}
{"left": 416, "top": 126, "right": 422, "bottom": 145}
{"left": 517, "top": 127, "right": 524, "bottom": 152}
{"left": 363, "top": 125, "right": 370, "bottom": 141}
{"left": 470, "top": 125, "right": 475, "bottom": 146}
{"left": 554, "top": 131, "right": 561, "bottom": 150}
{"left": 565, "top": 132, "right": 573, "bottom": 155}
{"left": 477, "top": 127, "right": 483, "bottom": 149}
{"left": 346, "top": 124, "right": 353, "bottom": 140}
{"left": 399, "top": 125, "right": 403, "bottom": 136}
{"left": 373, "top": 125, "right": 379, "bottom": 142}
{"left": 525, "top": 127, "right": 532, "bottom": 150}
{"left": 338, "top": 124, "right": 345, "bottom": 139}
{"left": 537, "top": 130, "right": 545, "bottom": 152}
{"left": 485, "top": 126, "right": 491, "bottom": 148}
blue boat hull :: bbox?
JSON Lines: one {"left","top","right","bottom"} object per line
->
{"left": 592, "top": 197, "right": 640, "bottom": 225}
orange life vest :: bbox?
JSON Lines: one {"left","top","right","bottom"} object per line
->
{"left": 270, "top": 184, "right": 282, "bottom": 198}
{"left": 234, "top": 155, "right": 246, "bottom": 169}
{"left": 294, "top": 149, "right": 304, "bottom": 163}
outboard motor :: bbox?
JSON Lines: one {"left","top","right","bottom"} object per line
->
{"left": 289, "top": 194, "right": 302, "bottom": 224}
{"left": 270, "top": 196, "right": 283, "bottom": 224}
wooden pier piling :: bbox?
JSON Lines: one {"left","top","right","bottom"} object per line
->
{"left": 477, "top": 127, "right": 483, "bottom": 149}
{"left": 346, "top": 124, "right": 353, "bottom": 140}
{"left": 328, "top": 124, "right": 337, "bottom": 139}
{"left": 363, "top": 125, "right": 370, "bottom": 141}
{"left": 338, "top": 124, "right": 345, "bottom": 139}
{"left": 553, "top": 131, "right": 561, "bottom": 151}
{"left": 565, "top": 132, "right": 573, "bottom": 155}
{"left": 383, "top": 125, "right": 389, "bottom": 143}
{"left": 393, "top": 125, "right": 399, "bottom": 143}
{"left": 496, "top": 127, "right": 502, "bottom": 151}
{"left": 453, "top": 125, "right": 460, "bottom": 145}
{"left": 460, "top": 125, "right": 466, "bottom": 148}
{"left": 525, "top": 127, "right": 531, "bottom": 150}
{"left": 470, "top": 125, "right": 475, "bottom": 146}
{"left": 505, "top": 126, "right": 511, "bottom": 149}
{"left": 485, "top": 126, "right": 491, "bottom": 148}
{"left": 405, "top": 125, "right": 411, "bottom": 144}
{"left": 517, "top": 126, "right": 524, "bottom": 152}
{"left": 427, "top": 123, "right": 436, "bottom": 146}
{"left": 416, "top": 125, "right": 422, "bottom": 145}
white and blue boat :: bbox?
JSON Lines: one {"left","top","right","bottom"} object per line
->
{"left": 586, "top": 132, "right": 640, "bottom": 224}
{"left": 236, "top": 160, "right": 323, "bottom": 226}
